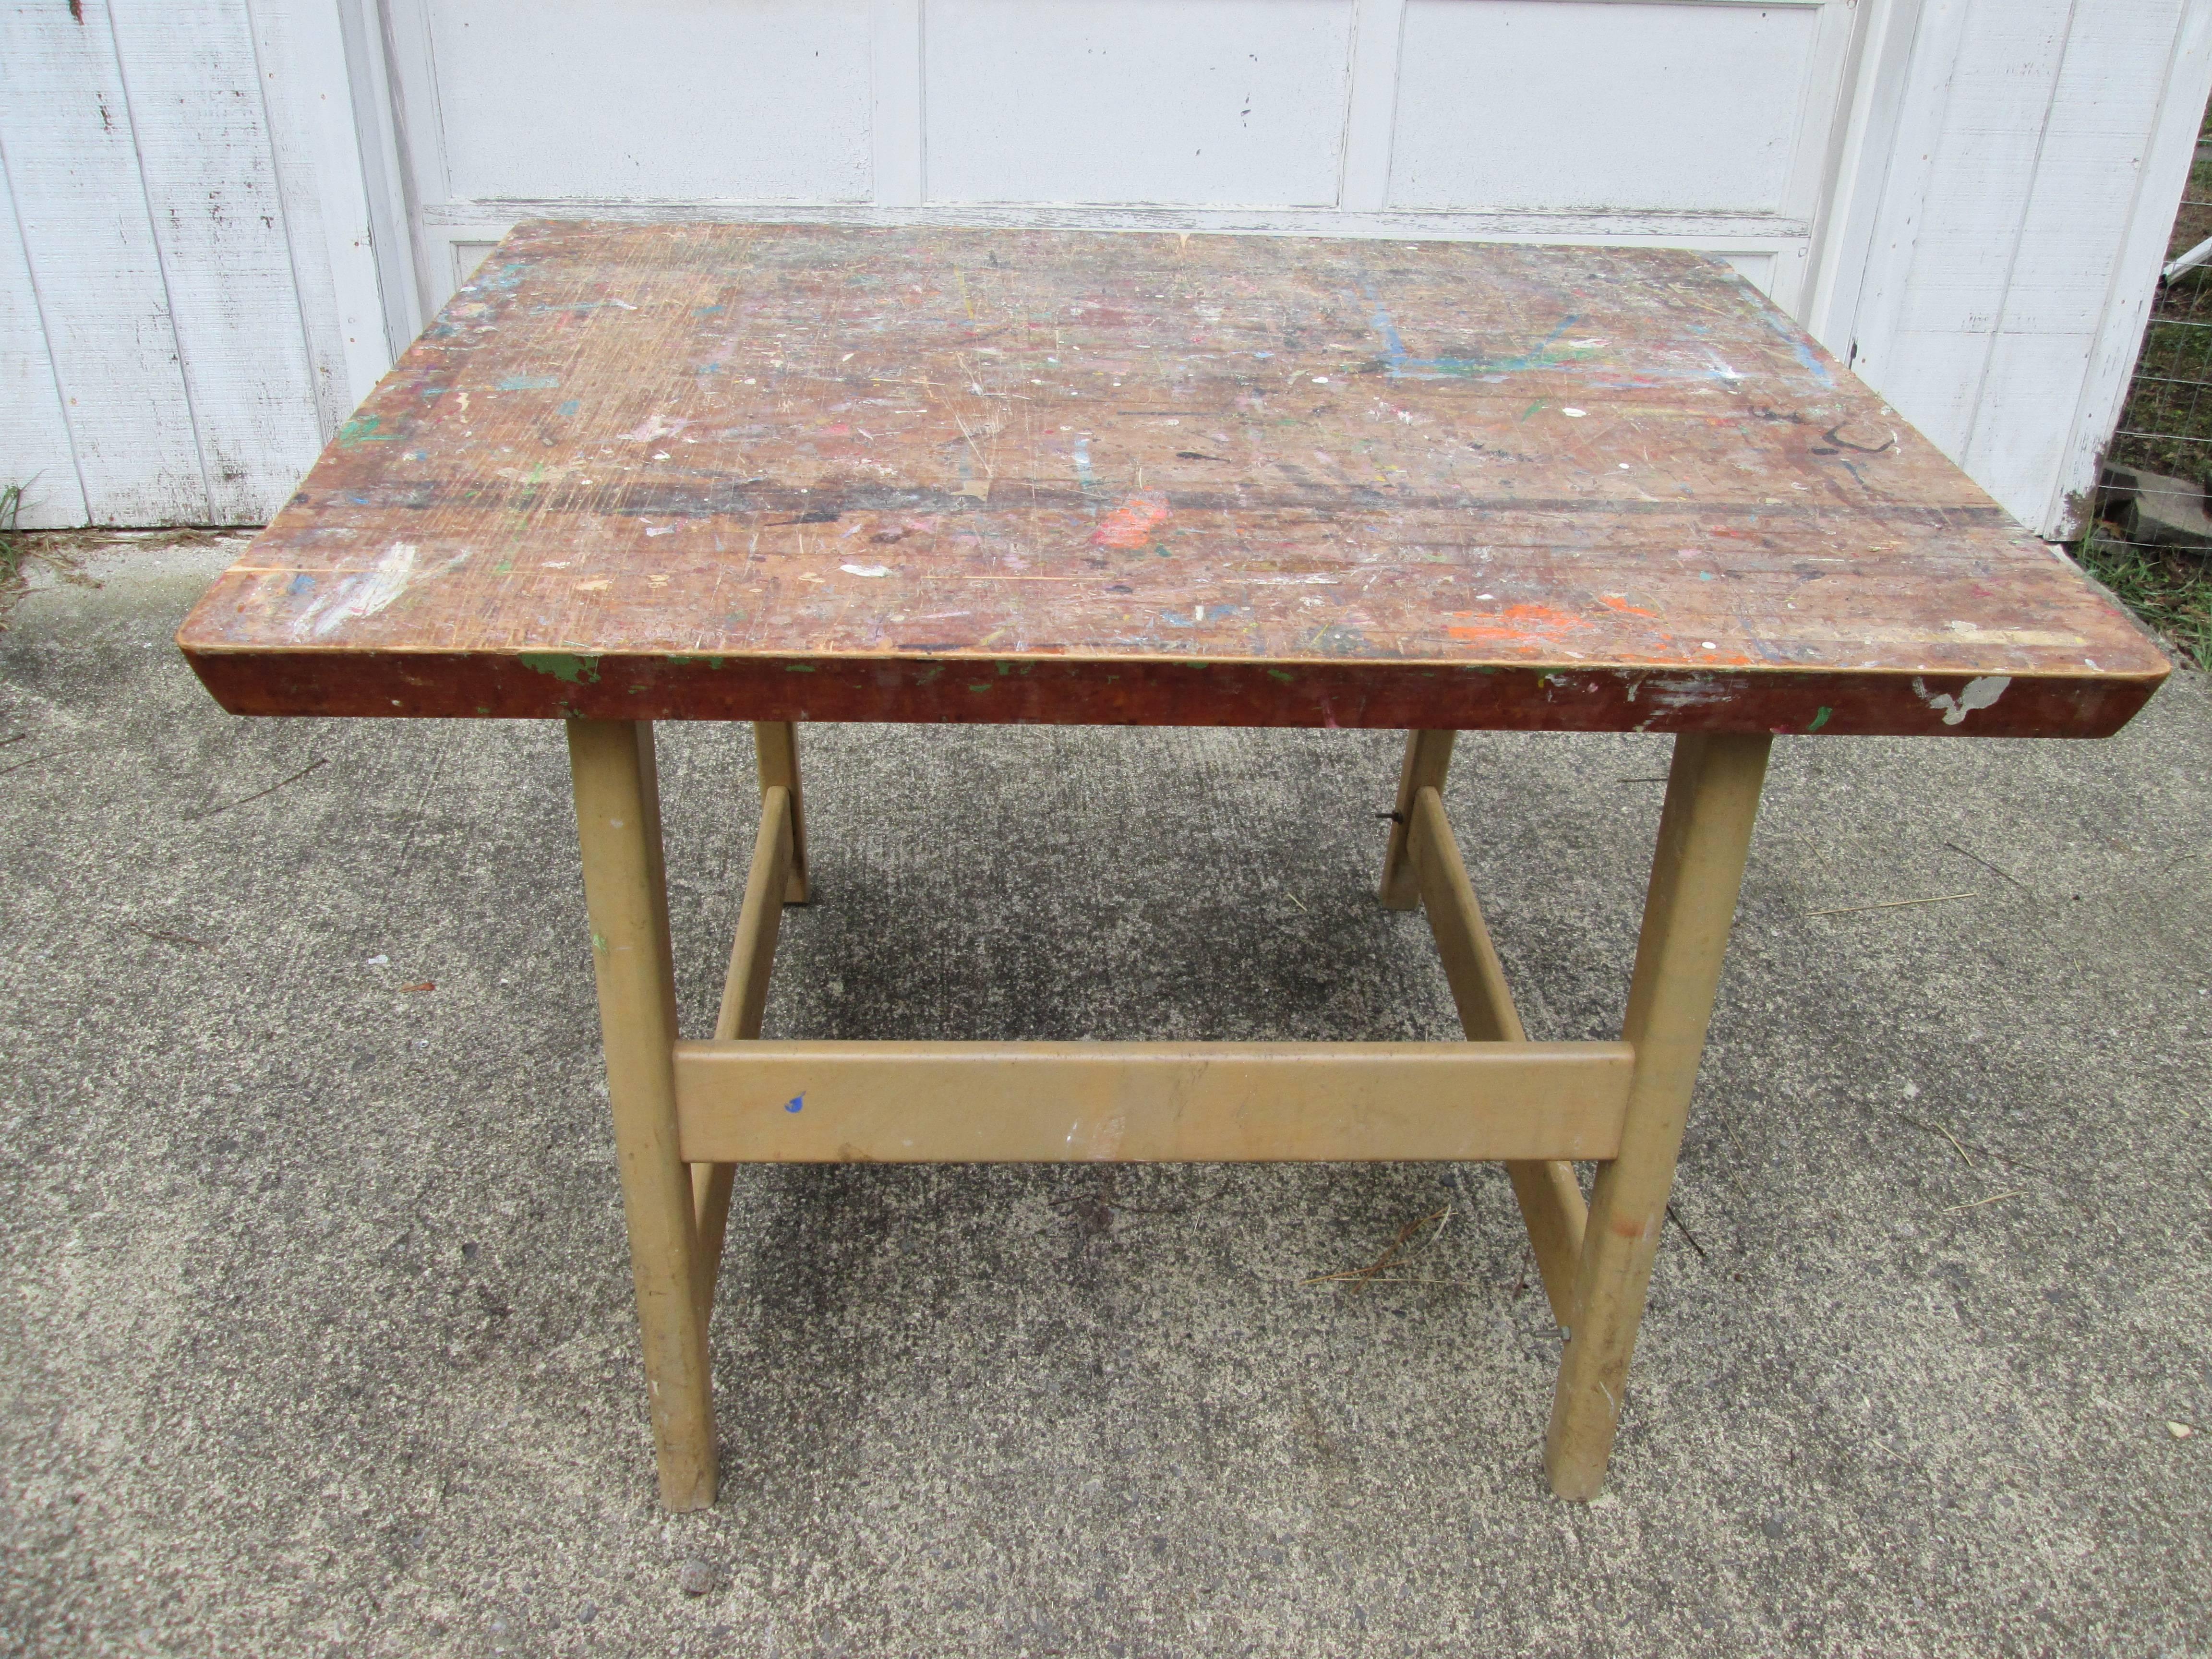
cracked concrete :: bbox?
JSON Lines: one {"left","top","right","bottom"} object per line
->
{"left": 1, "top": 537, "right": 2207, "bottom": 1657}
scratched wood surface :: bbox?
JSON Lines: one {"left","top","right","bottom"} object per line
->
{"left": 178, "top": 222, "right": 2168, "bottom": 736}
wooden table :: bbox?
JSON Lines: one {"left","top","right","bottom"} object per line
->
{"left": 178, "top": 223, "right": 2169, "bottom": 1511}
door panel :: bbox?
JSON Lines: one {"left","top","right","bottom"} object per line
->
{"left": 925, "top": 0, "right": 1356, "bottom": 206}
{"left": 424, "top": 0, "right": 873, "bottom": 201}
{"left": 1391, "top": 0, "right": 1823, "bottom": 213}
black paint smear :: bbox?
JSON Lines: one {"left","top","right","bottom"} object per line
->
{"left": 1824, "top": 423, "right": 1895, "bottom": 456}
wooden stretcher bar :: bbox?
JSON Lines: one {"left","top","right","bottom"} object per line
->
{"left": 671, "top": 1038, "right": 1632, "bottom": 1164}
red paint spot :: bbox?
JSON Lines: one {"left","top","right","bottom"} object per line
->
{"left": 1093, "top": 493, "right": 1170, "bottom": 550}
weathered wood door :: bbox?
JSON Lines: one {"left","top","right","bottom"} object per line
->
{"left": 378, "top": 0, "right": 1863, "bottom": 317}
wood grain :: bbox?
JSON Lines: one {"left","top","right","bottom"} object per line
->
{"left": 178, "top": 222, "right": 2169, "bottom": 736}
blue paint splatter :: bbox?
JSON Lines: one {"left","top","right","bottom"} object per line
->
{"left": 1363, "top": 284, "right": 1583, "bottom": 379}
{"left": 785, "top": 1095, "right": 804, "bottom": 1114}
{"left": 1756, "top": 308, "right": 1834, "bottom": 388}
{"left": 288, "top": 573, "right": 315, "bottom": 595}
{"left": 556, "top": 398, "right": 580, "bottom": 417}
{"left": 497, "top": 374, "right": 561, "bottom": 391}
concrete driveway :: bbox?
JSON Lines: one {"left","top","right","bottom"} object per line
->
{"left": 2, "top": 538, "right": 2206, "bottom": 1657}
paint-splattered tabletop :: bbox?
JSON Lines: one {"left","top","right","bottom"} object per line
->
{"left": 178, "top": 222, "right": 2167, "bottom": 736}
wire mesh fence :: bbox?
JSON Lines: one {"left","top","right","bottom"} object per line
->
{"left": 2083, "top": 100, "right": 2212, "bottom": 668}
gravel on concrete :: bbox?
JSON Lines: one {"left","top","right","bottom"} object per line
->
{"left": 1, "top": 537, "right": 2207, "bottom": 1657}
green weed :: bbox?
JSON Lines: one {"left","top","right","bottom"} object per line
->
{"left": 2075, "top": 526, "right": 2212, "bottom": 670}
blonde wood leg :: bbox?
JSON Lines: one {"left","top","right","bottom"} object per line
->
{"left": 568, "top": 718, "right": 717, "bottom": 1511}
{"left": 1545, "top": 731, "right": 1770, "bottom": 1500}
{"left": 1379, "top": 729, "right": 1455, "bottom": 910}
{"left": 752, "top": 721, "right": 809, "bottom": 903}
{"left": 689, "top": 783, "right": 797, "bottom": 1317}
{"left": 1405, "top": 786, "right": 1588, "bottom": 1323}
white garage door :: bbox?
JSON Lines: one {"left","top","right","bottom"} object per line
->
{"left": 378, "top": 0, "right": 1863, "bottom": 318}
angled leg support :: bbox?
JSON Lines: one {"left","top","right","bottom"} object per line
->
{"left": 1546, "top": 732, "right": 1770, "bottom": 1500}
{"left": 752, "top": 721, "right": 809, "bottom": 903}
{"left": 687, "top": 727, "right": 809, "bottom": 1315}
{"left": 1380, "top": 729, "right": 1455, "bottom": 909}
{"left": 1406, "top": 786, "right": 1587, "bottom": 1325}
{"left": 568, "top": 718, "right": 717, "bottom": 1511}
{"left": 690, "top": 784, "right": 797, "bottom": 1316}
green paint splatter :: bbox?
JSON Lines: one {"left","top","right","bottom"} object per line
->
{"left": 1808, "top": 706, "right": 1832, "bottom": 732}
{"left": 1520, "top": 401, "right": 1546, "bottom": 422}
{"left": 1267, "top": 669, "right": 1296, "bottom": 683}
{"left": 969, "top": 683, "right": 992, "bottom": 693}
{"left": 785, "top": 663, "right": 817, "bottom": 673}
{"left": 519, "top": 651, "right": 601, "bottom": 685}
{"left": 336, "top": 414, "right": 398, "bottom": 446}
{"left": 590, "top": 931, "right": 608, "bottom": 954}
{"left": 493, "top": 560, "right": 512, "bottom": 573}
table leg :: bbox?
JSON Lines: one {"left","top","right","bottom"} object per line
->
{"left": 1379, "top": 729, "right": 1455, "bottom": 910}
{"left": 752, "top": 721, "right": 810, "bottom": 903}
{"left": 1545, "top": 731, "right": 1770, "bottom": 1500}
{"left": 567, "top": 718, "right": 718, "bottom": 1511}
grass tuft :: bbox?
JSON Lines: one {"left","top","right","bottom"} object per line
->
{"left": 2074, "top": 527, "right": 2212, "bottom": 670}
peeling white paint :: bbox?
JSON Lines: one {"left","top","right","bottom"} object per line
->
{"left": 1647, "top": 677, "right": 1742, "bottom": 710}
{"left": 1913, "top": 673, "right": 2011, "bottom": 725}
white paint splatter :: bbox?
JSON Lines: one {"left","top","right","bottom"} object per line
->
{"left": 1647, "top": 678, "right": 1743, "bottom": 710}
{"left": 1562, "top": 408, "right": 1587, "bottom": 418}
{"left": 292, "top": 541, "right": 425, "bottom": 639}
{"left": 840, "top": 563, "right": 890, "bottom": 578}
{"left": 1913, "top": 674, "right": 2011, "bottom": 725}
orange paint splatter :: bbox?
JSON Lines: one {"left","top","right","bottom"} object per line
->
{"left": 1093, "top": 493, "right": 1170, "bottom": 550}
{"left": 1446, "top": 603, "right": 1592, "bottom": 644}
{"left": 1598, "top": 593, "right": 1660, "bottom": 617}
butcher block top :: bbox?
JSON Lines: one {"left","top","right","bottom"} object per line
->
{"left": 178, "top": 222, "right": 2167, "bottom": 737}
